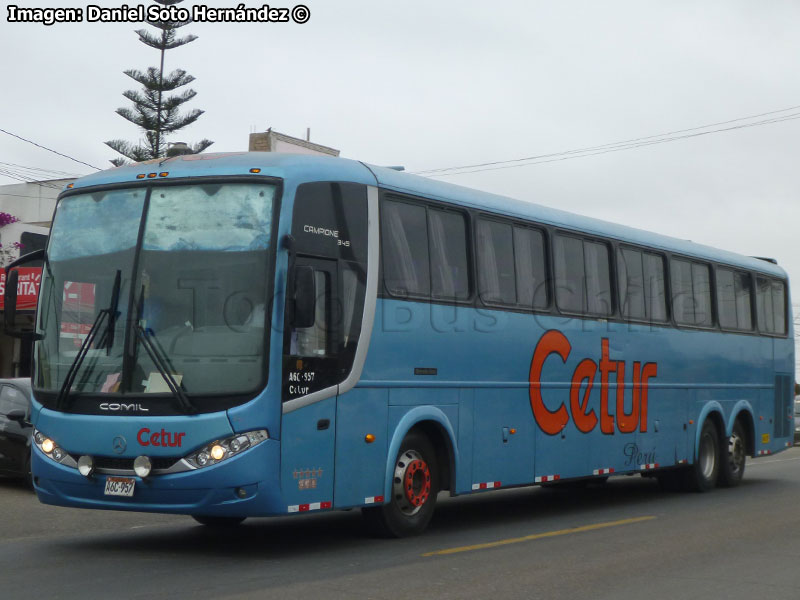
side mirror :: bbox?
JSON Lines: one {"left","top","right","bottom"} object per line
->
{"left": 5, "top": 409, "right": 26, "bottom": 423}
{"left": 4, "top": 249, "right": 45, "bottom": 340}
{"left": 293, "top": 266, "right": 316, "bottom": 328}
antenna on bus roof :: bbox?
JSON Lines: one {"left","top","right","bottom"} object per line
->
{"left": 384, "top": 166, "right": 405, "bottom": 171}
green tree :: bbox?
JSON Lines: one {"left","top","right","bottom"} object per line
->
{"left": 106, "top": 0, "right": 212, "bottom": 164}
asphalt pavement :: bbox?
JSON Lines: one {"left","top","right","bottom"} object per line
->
{"left": 2, "top": 449, "right": 800, "bottom": 599}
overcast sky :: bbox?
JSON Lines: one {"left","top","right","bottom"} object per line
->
{"left": 2, "top": 0, "right": 800, "bottom": 358}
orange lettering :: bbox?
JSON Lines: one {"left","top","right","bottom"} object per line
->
{"left": 529, "top": 330, "right": 571, "bottom": 435}
{"left": 598, "top": 339, "right": 616, "bottom": 434}
{"left": 639, "top": 363, "right": 657, "bottom": 432}
{"left": 570, "top": 358, "right": 598, "bottom": 433}
{"left": 617, "top": 361, "right": 639, "bottom": 433}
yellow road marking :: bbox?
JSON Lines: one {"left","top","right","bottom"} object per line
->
{"left": 422, "top": 515, "right": 656, "bottom": 557}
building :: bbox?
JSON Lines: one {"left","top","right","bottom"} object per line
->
{"left": 248, "top": 128, "right": 339, "bottom": 156}
{"left": 0, "top": 178, "right": 71, "bottom": 377}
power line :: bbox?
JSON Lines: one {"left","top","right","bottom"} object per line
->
{"left": 0, "top": 128, "right": 102, "bottom": 171}
{"left": 0, "top": 161, "right": 80, "bottom": 178}
{"left": 0, "top": 168, "right": 64, "bottom": 190}
{"left": 413, "top": 104, "right": 800, "bottom": 177}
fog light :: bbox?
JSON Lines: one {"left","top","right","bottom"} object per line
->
{"left": 41, "top": 438, "right": 55, "bottom": 454}
{"left": 77, "top": 455, "right": 95, "bottom": 477}
{"left": 210, "top": 445, "right": 226, "bottom": 461}
{"left": 133, "top": 456, "right": 152, "bottom": 478}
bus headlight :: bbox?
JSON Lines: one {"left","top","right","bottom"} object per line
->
{"left": 185, "top": 430, "right": 269, "bottom": 469}
{"left": 33, "top": 428, "right": 72, "bottom": 465}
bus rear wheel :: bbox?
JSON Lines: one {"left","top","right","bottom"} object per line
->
{"left": 685, "top": 420, "right": 720, "bottom": 492}
{"left": 362, "top": 432, "right": 439, "bottom": 538}
{"left": 718, "top": 420, "right": 747, "bottom": 487}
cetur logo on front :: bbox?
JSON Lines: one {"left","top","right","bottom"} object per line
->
{"left": 137, "top": 427, "right": 185, "bottom": 447}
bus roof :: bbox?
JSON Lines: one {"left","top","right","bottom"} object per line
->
{"left": 67, "top": 152, "right": 786, "bottom": 278}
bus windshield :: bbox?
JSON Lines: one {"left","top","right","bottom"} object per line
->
{"left": 35, "top": 181, "right": 276, "bottom": 403}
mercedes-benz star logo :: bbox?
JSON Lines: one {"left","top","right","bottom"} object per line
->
{"left": 112, "top": 436, "right": 127, "bottom": 454}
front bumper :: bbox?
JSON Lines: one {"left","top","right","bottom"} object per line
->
{"left": 33, "top": 438, "right": 286, "bottom": 517}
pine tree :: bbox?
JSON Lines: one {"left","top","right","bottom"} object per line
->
{"left": 106, "top": 0, "right": 212, "bottom": 165}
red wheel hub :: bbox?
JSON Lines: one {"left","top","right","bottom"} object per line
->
{"left": 403, "top": 459, "right": 431, "bottom": 507}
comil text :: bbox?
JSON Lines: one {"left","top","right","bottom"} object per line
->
{"left": 528, "top": 330, "right": 657, "bottom": 436}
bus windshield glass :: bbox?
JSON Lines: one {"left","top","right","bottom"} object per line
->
{"left": 36, "top": 182, "right": 275, "bottom": 401}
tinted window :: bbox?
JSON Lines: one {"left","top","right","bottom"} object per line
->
{"left": 554, "top": 235, "right": 611, "bottom": 315}
{"left": 643, "top": 253, "right": 668, "bottom": 322}
{"left": 757, "top": 276, "right": 786, "bottom": 334}
{"left": 513, "top": 227, "right": 548, "bottom": 309}
{"left": 429, "top": 209, "right": 470, "bottom": 300}
{"left": 382, "top": 200, "right": 430, "bottom": 297}
{"left": 773, "top": 280, "right": 786, "bottom": 334}
{"left": 717, "top": 268, "right": 753, "bottom": 330}
{"left": 585, "top": 241, "right": 612, "bottom": 314}
{"left": 554, "top": 235, "right": 584, "bottom": 313}
{"left": 671, "top": 258, "right": 712, "bottom": 326}
{"left": 692, "top": 262, "right": 712, "bottom": 326}
{"left": 292, "top": 270, "right": 330, "bottom": 356}
{"left": 292, "top": 182, "right": 368, "bottom": 262}
{"left": 618, "top": 248, "right": 645, "bottom": 319}
{"left": 477, "top": 219, "right": 516, "bottom": 304}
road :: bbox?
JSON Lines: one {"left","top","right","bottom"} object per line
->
{"left": 1, "top": 449, "right": 800, "bottom": 600}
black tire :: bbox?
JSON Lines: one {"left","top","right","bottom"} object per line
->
{"left": 685, "top": 420, "right": 720, "bottom": 492}
{"left": 192, "top": 516, "right": 246, "bottom": 527}
{"left": 718, "top": 420, "right": 747, "bottom": 488}
{"left": 362, "top": 432, "right": 439, "bottom": 538}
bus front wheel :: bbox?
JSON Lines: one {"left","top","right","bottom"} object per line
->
{"left": 362, "top": 432, "right": 439, "bottom": 538}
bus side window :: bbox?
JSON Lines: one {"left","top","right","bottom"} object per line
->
{"left": 618, "top": 248, "right": 667, "bottom": 322}
{"left": 477, "top": 219, "right": 516, "bottom": 305}
{"left": 428, "top": 209, "right": 470, "bottom": 301}
{"left": 513, "top": 226, "right": 547, "bottom": 309}
{"left": 717, "top": 268, "right": 753, "bottom": 331}
{"left": 671, "top": 258, "right": 712, "bottom": 327}
{"left": 291, "top": 270, "right": 331, "bottom": 357}
{"left": 554, "top": 234, "right": 612, "bottom": 316}
{"left": 757, "top": 277, "right": 786, "bottom": 334}
{"left": 382, "top": 200, "right": 430, "bottom": 298}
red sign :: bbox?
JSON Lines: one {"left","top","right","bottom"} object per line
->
{"left": 0, "top": 267, "right": 42, "bottom": 311}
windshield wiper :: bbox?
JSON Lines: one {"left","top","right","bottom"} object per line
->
{"left": 134, "top": 323, "right": 195, "bottom": 414}
{"left": 96, "top": 270, "right": 121, "bottom": 351}
{"left": 56, "top": 270, "right": 122, "bottom": 411}
{"left": 132, "top": 285, "right": 195, "bottom": 414}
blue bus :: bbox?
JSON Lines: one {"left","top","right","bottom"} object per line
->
{"left": 5, "top": 152, "right": 793, "bottom": 536}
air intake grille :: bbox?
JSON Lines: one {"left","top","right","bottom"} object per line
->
{"left": 70, "top": 455, "right": 179, "bottom": 472}
{"left": 774, "top": 374, "right": 792, "bottom": 439}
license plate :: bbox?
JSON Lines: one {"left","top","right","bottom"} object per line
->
{"left": 104, "top": 477, "right": 135, "bottom": 497}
